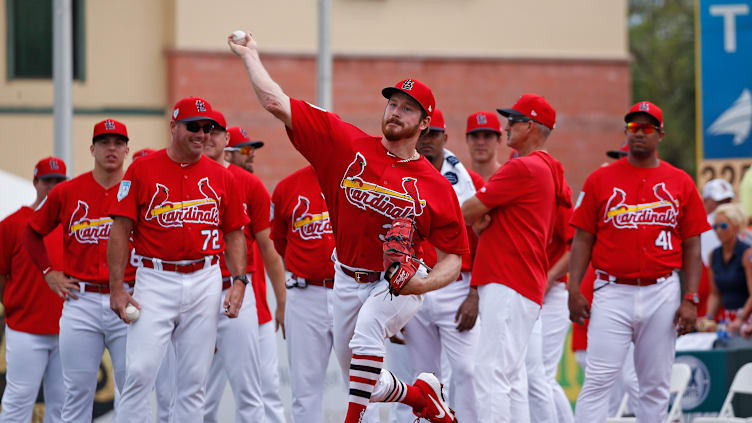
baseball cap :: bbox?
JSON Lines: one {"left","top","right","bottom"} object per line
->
{"left": 381, "top": 79, "right": 435, "bottom": 117}
{"left": 466, "top": 111, "right": 502, "bottom": 135}
{"left": 606, "top": 140, "right": 629, "bottom": 159}
{"left": 703, "top": 178, "right": 735, "bottom": 202}
{"left": 34, "top": 157, "right": 67, "bottom": 179}
{"left": 497, "top": 94, "right": 556, "bottom": 130}
{"left": 171, "top": 96, "right": 217, "bottom": 124}
{"left": 208, "top": 110, "right": 227, "bottom": 131}
{"left": 92, "top": 119, "right": 129, "bottom": 142}
{"left": 625, "top": 101, "right": 663, "bottom": 129}
{"left": 133, "top": 148, "right": 156, "bottom": 160}
{"left": 227, "top": 127, "right": 264, "bottom": 149}
{"left": 428, "top": 109, "right": 446, "bottom": 132}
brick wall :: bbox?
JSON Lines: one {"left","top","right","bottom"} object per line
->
{"left": 168, "top": 51, "right": 630, "bottom": 196}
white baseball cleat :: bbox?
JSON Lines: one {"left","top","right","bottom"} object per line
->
{"left": 412, "top": 372, "right": 457, "bottom": 423}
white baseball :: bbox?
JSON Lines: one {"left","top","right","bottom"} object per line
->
{"left": 232, "top": 30, "right": 247, "bottom": 45}
{"left": 125, "top": 304, "right": 140, "bottom": 321}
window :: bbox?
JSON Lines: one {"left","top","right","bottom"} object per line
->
{"left": 7, "top": 0, "right": 85, "bottom": 80}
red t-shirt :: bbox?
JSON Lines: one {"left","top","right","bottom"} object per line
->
{"left": 252, "top": 243, "right": 272, "bottom": 325}
{"left": 547, "top": 196, "right": 575, "bottom": 284}
{"left": 471, "top": 152, "right": 572, "bottom": 306}
{"left": 270, "top": 166, "right": 335, "bottom": 281}
{"left": 285, "top": 99, "right": 469, "bottom": 270}
{"left": 218, "top": 164, "right": 270, "bottom": 277}
{"left": 570, "top": 158, "right": 709, "bottom": 278}
{"left": 30, "top": 172, "right": 136, "bottom": 284}
{"left": 0, "top": 207, "right": 64, "bottom": 334}
{"left": 109, "top": 150, "right": 248, "bottom": 261}
{"left": 571, "top": 265, "right": 596, "bottom": 352}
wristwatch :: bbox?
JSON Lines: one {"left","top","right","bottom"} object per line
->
{"left": 683, "top": 292, "right": 700, "bottom": 305}
{"left": 232, "top": 275, "right": 249, "bottom": 286}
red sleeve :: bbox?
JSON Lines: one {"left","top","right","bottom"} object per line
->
{"left": 678, "top": 178, "right": 711, "bottom": 239}
{"left": 220, "top": 175, "right": 249, "bottom": 234}
{"left": 569, "top": 175, "right": 599, "bottom": 234}
{"left": 426, "top": 192, "right": 470, "bottom": 256}
{"left": 0, "top": 218, "right": 10, "bottom": 275}
{"left": 474, "top": 160, "right": 528, "bottom": 210}
{"left": 29, "top": 186, "right": 64, "bottom": 236}
{"left": 469, "top": 169, "right": 486, "bottom": 189}
{"left": 108, "top": 165, "right": 139, "bottom": 222}
{"left": 557, "top": 203, "right": 575, "bottom": 244}
{"left": 247, "top": 175, "right": 271, "bottom": 235}
{"left": 285, "top": 98, "right": 351, "bottom": 169}
{"left": 269, "top": 184, "right": 288, "bottom": 257}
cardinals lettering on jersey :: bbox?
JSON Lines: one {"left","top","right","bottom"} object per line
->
{"left": 145, "top": 177, "right": 220, "bottom": 228}
{"left": 340, "top": 153, "right": 426, "bottom": 219}
{"left": 292, "top": 195, "right": 332, "bottom": 240}
{"left": 69, "top": 200, "right": 113, "bottom": 244}
{"left": 603, "top": 183, "right": 679, "bottom": 229}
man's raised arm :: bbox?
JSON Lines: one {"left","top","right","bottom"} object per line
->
{"left": 228, "top": 33, "right": 291, "bottom": 127}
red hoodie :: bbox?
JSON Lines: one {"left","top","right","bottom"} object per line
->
{"left": 471, "top": 151, "right": 572, "bottom": 305}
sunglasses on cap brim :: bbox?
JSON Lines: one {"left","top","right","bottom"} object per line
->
{"left": 224, "top": 145, "right": 255, "bottom": 155}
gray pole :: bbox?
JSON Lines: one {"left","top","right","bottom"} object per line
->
{"left": 317, "top": 0, "right": 332, "bottom": 110}
{"left": 53, "top": 0, "right": 73, "bottom": 175}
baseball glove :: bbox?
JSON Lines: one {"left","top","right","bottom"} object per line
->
{"left": 383, "top": 217, "right": 418, "bottom": 296}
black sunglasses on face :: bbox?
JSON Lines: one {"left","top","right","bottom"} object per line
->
{"left": 184, "top": 121, "right": 214, "bottom": 134}
{"left": 507, "top": 116, "right": 532, "bottom": 124}
{"left": 714, "top": 222, "right": 729, "bottom": 231}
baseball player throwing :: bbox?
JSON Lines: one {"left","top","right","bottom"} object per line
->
{"left": 0, "top": 157, "right": 67, "bottom": 423}
{"left": 568, "top": 101, "right": 708, "bottom": 422}
{"left": 229, "top": 32, "right": 469, "bottom": 423}
{"left": 107, "top": 97, "right": 249, "bottom": 423}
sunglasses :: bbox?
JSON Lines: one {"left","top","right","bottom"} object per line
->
{"left": 225, "top": 146, "right": 255, "bottom": 155}
{"left": 507, "top": 116, "right": 532, "bottom": 125}
{"left": 184, "top": 121, "right": 214, "bottom": 134}
{"left": 626, "top": 122, "right": 661, "bottom": 134}
{"left": 713, "top": 222, "right": 729, "bottom": 231}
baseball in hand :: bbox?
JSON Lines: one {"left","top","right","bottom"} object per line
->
{"left": 125, "top": 304, "right": 140, "bottom": 321}
{"left": 232, "top": 30, "right": 247, "bottom": 45}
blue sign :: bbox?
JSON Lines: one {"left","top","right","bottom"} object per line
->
{"left": 700, "top": 0, "right": 752, "bottom": 159}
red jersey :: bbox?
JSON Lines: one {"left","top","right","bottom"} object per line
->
{"left": 571, "top": 265, "right": 596, "bottom": 352}
{"left": 285, "top": 99, "right": 469, "bottom": 271}
{"left": 109, "top": 150, "right": 248, "bottom": 262}
{"left": 547, "top": 194, "right": 575, "bottom": 284}
{"left": 30, "top": 172, "right": 136, "bottom": 284}
{"left": 217, "top": 164, "right": 270, "bottom": 277}
{"left": 252, "top": 243, "right": 272, "bottom": 325}
{"left": 570, "top": 158, "right": 709, "bottom": 279}
{"left": 471, "top": 152, "right": 572, "bottom": 306}
{"left": 0, "top": 208, "right": 64, "bottom": 334}
{"left": 270, "top": 166, "right": 335, "bottom": 281}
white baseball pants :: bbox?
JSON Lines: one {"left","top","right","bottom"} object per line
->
{"left": 258, "top": 320, "right": 286, "bottom": 423}
{"left": 203, "top": 279, "right": 262, "bottom": 423}
{"left": 116, "top": 265, "right": 221, "bottom": 423}
{"left": 404, "top": 273, "right": 479, "bottom": 423}
{"left": 154, "top": 341, "right": 175, "bottom": 423}
{"left": 0, "top": 326, "right": 63, "bottom": 423}
{"left": 59, "top": 288, "right": 128, "bottom": 423}
{"left": 540, "top": 282, "right": 575, "bottom": 423}
{"left": 526, "top": 316, "right": 557, "bottom": 423}
{"left": 575, "top": 275, "right": 679, "bottom": 423}
{"left": 385, "top": 340, "right": 415, "bottom": 423}
{"left": 475, "top": 283, "right": 541, "bottom": 423}
{"left": 285, "top": 283, "right": 334, "bottom": 423}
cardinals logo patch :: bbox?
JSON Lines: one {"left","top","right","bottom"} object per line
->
{"left": 291, "top": 195, "right": 332, "bottom": 240}
{"left": 604, "top": 183, "right": 679, "bottom": 229}
{"left": 340, "top": 152, "right": 426, "bottom": 219}
{"left": 145, "top": 177, "right": 220, "bottom": 228}
{"left": 68, "top": 200, "right": 113, "bottom": 244}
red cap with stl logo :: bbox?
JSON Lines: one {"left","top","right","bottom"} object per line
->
{"left": 429, "top": 109, "right": 446, "bottom": 131}
{"left": 381, "top": 78, "right": 436, "bottom": 117}
{"left": 92, "top": 119, "right": 129, "bottom": 142}
{"left": 625, "top": 101, "right": 663, "bottom": 129}
{"left": 227, "top": 127, "right": 264, "bottom": 149}
{"left": 466, "top": 111, "right": 502, "bottom": 135}
{"left": 171, "top": 96, "right": 216, "bottom": 123}
{"left": 34, "top": 156, "right": 67, "bottom": 179}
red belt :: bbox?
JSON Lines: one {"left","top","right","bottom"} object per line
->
{"left": 597, "top": 273, "right": 672, "bottom": 286}
{"left": 341, "top": 267, "right": 382, "bottom": 283}
{"left": 79, "top": 282, "right": 134, "bottom": 294}
{"left": 141, "top": 256, "right": 219, "bottom": 274}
